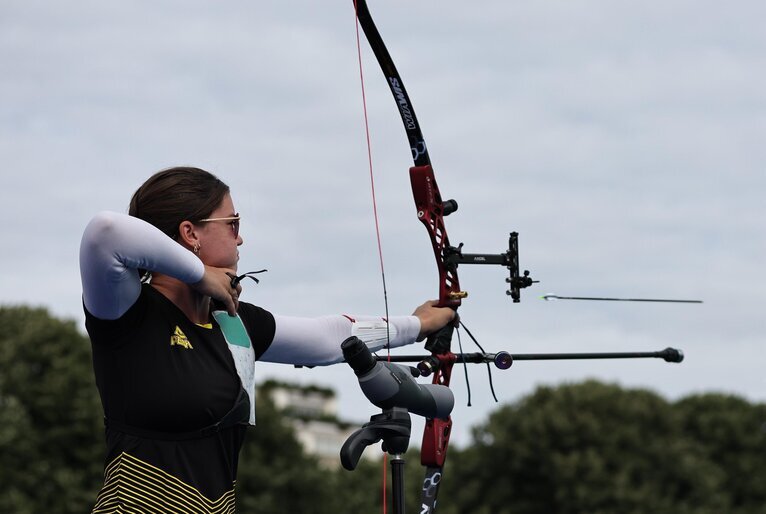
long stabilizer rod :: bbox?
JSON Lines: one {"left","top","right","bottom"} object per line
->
{"left": 377, "top": 347, "right": 684, "bottom": 368}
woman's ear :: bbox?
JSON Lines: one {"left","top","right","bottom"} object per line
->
{"left": 177, "top": 220, "right": 199, "bottom": 251}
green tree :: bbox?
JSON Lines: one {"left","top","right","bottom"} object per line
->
{"left": 675, "top": 393, "right": 766, "bottom": 514}
{"left": 442, "top": 380, "right": 729, "bottom": 514}
{"left": 0, "top": 306, "right": 104, "bottom": 513}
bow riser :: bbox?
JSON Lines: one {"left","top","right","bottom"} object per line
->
{"left": 411, "top": 165, "right": 464, "bottom": 308}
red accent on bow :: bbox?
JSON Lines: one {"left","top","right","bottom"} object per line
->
{"left": 410, "top": 166, "right": 462, "bottom": 309}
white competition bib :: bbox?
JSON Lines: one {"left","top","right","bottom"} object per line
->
{"left": 212, "top": 311, "right": 256, "bottom": 425}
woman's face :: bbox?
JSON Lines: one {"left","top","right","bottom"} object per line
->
{"left": 196, "top": 193, "right": 243, "bottom": 271}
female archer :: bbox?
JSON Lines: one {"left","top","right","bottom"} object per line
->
{"left": 79, "top": 166, "right": 454, "bottom": 512}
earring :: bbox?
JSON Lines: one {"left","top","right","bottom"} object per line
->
{"left": 193, "top": 243, "right": 201, "bottom": 254}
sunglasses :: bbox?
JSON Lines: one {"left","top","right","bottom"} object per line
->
{"left": 197, "top": 213, "right": 241, "bottom": 237}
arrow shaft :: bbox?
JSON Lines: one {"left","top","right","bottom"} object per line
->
{"left": 544, "top": 295, "right": 702, "bottom": 303}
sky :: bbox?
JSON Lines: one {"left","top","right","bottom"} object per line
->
{"left": 1, "top": 0, "right": 764, "bottom": 448}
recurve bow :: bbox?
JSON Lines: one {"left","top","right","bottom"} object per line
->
{"left": 353, "top": 2, "right": 535, "bottom": 511}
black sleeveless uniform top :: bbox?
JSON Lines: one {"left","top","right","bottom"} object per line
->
{"left": 85, "top": 285, "right": 275, "bottom": 513}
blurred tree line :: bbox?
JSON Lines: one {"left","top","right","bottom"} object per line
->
{"left": 1, "top": 305, "right": 764, "bottom": 513}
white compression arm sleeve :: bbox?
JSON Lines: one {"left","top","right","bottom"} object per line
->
{"left": 261, "top": 314, "right": 421, "bottom": 366}
{"left": 79, "top": 211, "right": 205, "bottom": 320}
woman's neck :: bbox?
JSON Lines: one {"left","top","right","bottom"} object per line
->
{"left": 150, "top": 274, "right": 211, "bottom": 324}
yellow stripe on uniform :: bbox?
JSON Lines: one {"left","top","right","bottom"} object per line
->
{"left": 92, "top": 452, "right": 235, "bottom": 513}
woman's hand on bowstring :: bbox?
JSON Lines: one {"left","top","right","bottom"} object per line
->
{"left": 412, "top": 300, "right": 457, "bottom": 342}
{"left": 191, "top": 265, "right": 242, "bottom": 316}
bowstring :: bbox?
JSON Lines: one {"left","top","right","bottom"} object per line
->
{"left": 354, "top": 2, "right": 391, "bottom": 513}
{"left": 353, "top": 1, "right": 390, "bottom": 345}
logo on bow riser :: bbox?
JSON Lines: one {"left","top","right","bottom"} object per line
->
{"left": 170, "top": 326, "right": 193, "bottom": 349}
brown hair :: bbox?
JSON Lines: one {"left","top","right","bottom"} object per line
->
{"left": 129, "top": 166, "right": 230, "bottom": 240}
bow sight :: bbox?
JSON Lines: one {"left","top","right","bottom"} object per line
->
{"left": 442, "top": 229, "right": 539, "bottom": 303}
{"left": 409, "top": 165, "right": 538, "bottom": 306}
{"left": 422, "top": 182, "right": 538, "bottom": 302}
